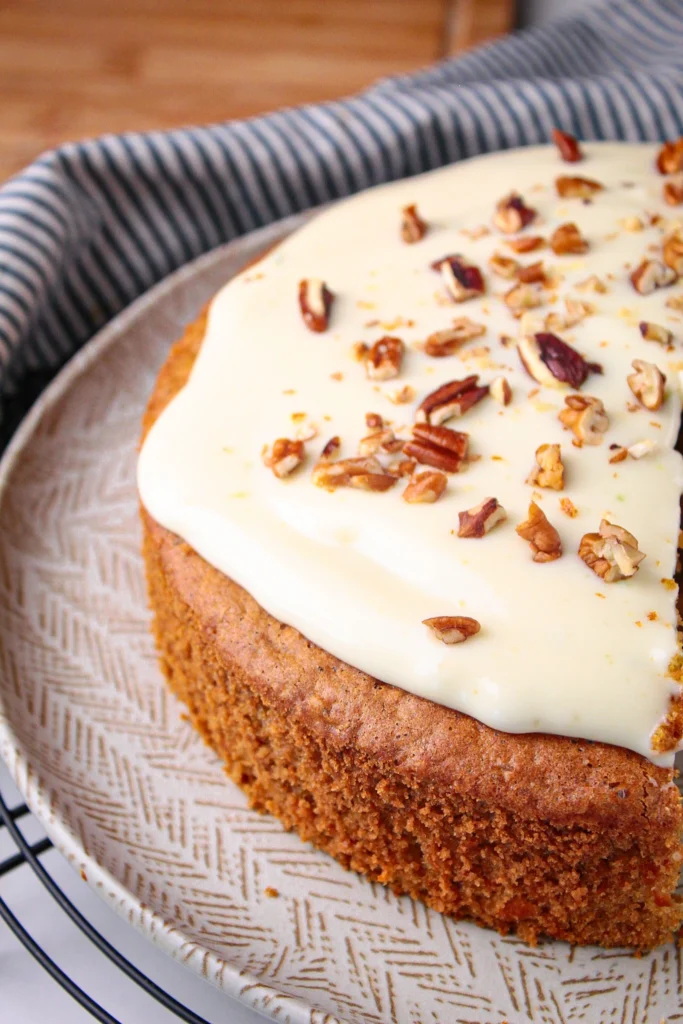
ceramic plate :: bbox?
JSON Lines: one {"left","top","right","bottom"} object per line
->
{"left": 1, "top": 214, "right": 682, "bottom": 1024}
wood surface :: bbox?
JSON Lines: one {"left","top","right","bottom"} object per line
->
{"left": 0, "top": 0, "right": 515, "bottom": 183}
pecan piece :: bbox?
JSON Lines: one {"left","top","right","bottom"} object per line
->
{"left": 627, "top": 359, "right": 666, "bottom": 411}
{"left": 416, "top": 376, "right": 489, "bottom": 425}
{"left": 663, "top": 233, "right": 683, "bottom": 275}
{"left": 559, "top": 394, "right": 609, "bottom": 445}
{"left": 656, "top": 138, "right": 683, "bottom": 174}
{"left": 423, "top": 616, "right": 481, "bottom": 644}
{"left": 505, "top": 235, "right": 545, "bottom": 254}
{"left": 404, "top": 423, "right": 469, "bottom": 473}
{"left": 493, "top": 193, "right": 536, "bottom": 234}
{"left": 432, "top": 254, "right": 485, "bottom": 302}
{"left": 555, "top": 175, "right": 603, "bottom": 199}
{"left": 639, "top": 321, "right": 673, "bottom": 346}
{"left": 365, "top": 335, "right": 404, "bottom": 380}
{"left": 263, "top": 438, "right": 305, "bottom": 479}
{"left": 504, "top": 282, "right": 544, "bottom": 317}
{"left": 401, "top": 203, "right": 427, "bottom": 243}
{"left": 516, "top": 501, "right": 562, "bottom": 562}
{"left": 402, "top": 471, "right": 448, "bottom": 504}
{"left": 365, "top": 412, "right": 384, "bottom": 431}
{"left": 630, "top": 259, "right": 677, "bottom": 295}
{"left": 424, "top": 318, "right": 486, "bottom": 357}
{"left": 358, "top": 427, "right": 402, "bottom": 457}
{"left": 550, "top": 222, "right": 588, "bottom": 255}
{"left": 516, "top": 260, "right": 546, "bottom": 285}
{"left": 489, "top": 252, "right": 519, "bottom": 279}
{"left": 518, "top": 332, "right": 601, "bottom": 389}
{"left": 299, "top": 278, "right": 333, "bottom": 332}
{"left": 312, "top": 455, "right": 396, "bottom": 492}
{"left": 490, "top": 376, "right": 512, "bottom": 405}
{"left": 664, "top": 174, "right": 683, "bottom": 207}
{"left": 579, "top": 520, "right": 646, "bottom": 582}
{"left": 457, "top": 497, "right": 507, "bottom": 538}
{"left": 386, "top": 384, "right": 416, "bottom": 405}
{"left": 527, "top": 443, "right": 564, "bottom": 490}
{"left": 552, "top": 128, "right": 583, "bottom": 163}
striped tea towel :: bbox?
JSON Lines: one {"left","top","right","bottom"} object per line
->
{"left": 1, "top": 0, "right": 683, "bottom": 444}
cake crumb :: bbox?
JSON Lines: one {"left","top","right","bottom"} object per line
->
{"left": 265, "top": 887, "right": 279, "bottom": 898}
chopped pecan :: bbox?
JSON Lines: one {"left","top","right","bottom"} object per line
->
{"left": 664, "top": 174, "right": 683, "bottom": 207}
{"left": 404, "top": 423, "right": 469, "bottom": 472}
{"left": 576, "top": 274, "right": 607, "bottom": 293}
{"left": 402, "top": 471, "right": 448, "bottom": 504}
{"left": 352, "top": 341, "right": 369, "bottom": 361}
{"left": 516, "top": 501, "right": 562, "bottom": 562}
{"left": 493, "top": 193, "right": 536, "bottom": 234}
{"left": 319, "top": 436, "right": 341, "bottom": 461}
{"left": 663, "top": 233, "right": 683, "bottom": 275}
{"left": 504, "top": 282, "right": 544, "bottom": 316}
{"left": 365, "top": 336, "right": 404, "bottom": 380}
{"left": 401, "top": 203, "right": 427, "bottom": 243}
{"left": 388, "top": 458, "right": 417, "bottom": 477}
{"left": 490, "top": 376, "right": 512, "bottom": 405}
{"left": 386, "top": 384, "right": 416, "bottom": 405}
{"left": 608, "top": 445, "right": 628, "bottom": 464}
{"left": 506, "top": 234, "right": 545, "bottom": 254}
{"left": 312, "top": 455, "right": 396, "bottom": 492}
{"left": 516, "top": 260, "right": 546, "bottom": 284}
{"left": 365, "top": 412, "right": 384, "bottom": 431}
{"left": 458, "top": 497, "right": 507, "bottom": 538}
{"left": 559, "top": 497, "right": 578, "bottom": 518}
{"left": 559, "top": 394, "right": 609, "bottom": 445}
{"left": 432, "top": 254, "right": 486, "bottom": 302}
{"left": 550, "top": 222, "right": 588, "bottom": 255}
{"left": 527, "top": 443, "right": 564, "bottom": 490}
{"left": 639, "top": 321, "right": 673, "bottom": 346}
{"left": 555, "top": 175, "right": 604, "bottom": 199}
{"left": 656, "top": 138, "right": 683, "bottom": 174}
{"left": 263, "top": 438, "right": 305, "bottom": 479}
{"left": 564, "top": 296, "right": 595, "bottom": 326}
{"left": 416, "top": 376, "right": 489, "bottom": 425}
{"left": 423, "top": 615, "right": 481, "bottom": 644}
{"left": 579, "top": 520, "right": 646, "bottom": 582}
{"left": 552, "top": 128, "right": 583, "bottom": 163}
{"left": 358, "top": 428, "right": 402, "bottom": 457}
{"left": 424, "top": 318, "right": 486, "bottom": 357}
{"left": 627, "top": 359, "right": 666, "bottom": 411}
{"left": 489, "top": 252, "right": 519, "bottom": 279}
{"left": 518, "top": 332, "right": 601, "bottom": 389}
{"left": 299, "top": 278, "right": 333, "bottom": 332}
{"left": 630, "top": 259, "right": 677, "bottom": 295}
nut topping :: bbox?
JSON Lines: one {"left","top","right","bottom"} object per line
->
{"left": 400, "top": 203, "right": 427, "bottom": 243}
{"left": 527, "top": 443, "right": 564, "bottom": 490}
{"left": 386, "top": 384, "right": 416, "bottom": 405}
{"left": 489, "top": 252, "right": 519, "bottom": 279}
{"left": 516, "top": 260, "right": 547, "bottom": 284}
{"left": 518, "top": 332, "right": 602, "bottom": 389}
{"left": 299, "top": 278, "right": 334, "bottom": 332}
{"left": 404, "top": 423, "right": 469, "bottom": 473}
{"left": 432, "top": 254, "right": 486, "bottom": 302}
{"left": 504, "top": 281, "right": 544, "bottom": 316}
{"left": 490, "top": 376, "right": 512, "bottom": 405}
{"left": 576, "top": 274, "right": 607, "bottom": 293}
{"left": 312, "top": 454, "right": 396, "bottom": 492}
{"left": 365, "top": 335, "right": 405, "bottom": 380}
{"left": 663, "top": 233, "right": 683, "bottom": 274}
{"left": 559, "top": 394, "right": 609, "bottom": 445}
{"left": 365, "top": 412, "right": 384, "bottom": 431}
{"left": 516, "top": 502, "right": 563, "bottom": 562}
{"left": 263, "top": 438, "right": 305, "bottom": 479}
{"left": 639, "top": 321, "right": 673, "bottom": 346}
{"left": 550, "top": 222, "right": 588, "bottom": 255}
{"left": 424, "top": 318, "right": 486, "bottom": 357}
{"left": 627, "top": 359, "right": 666, "bottom": 411}
{"left": 579, "top": 520, "right": 646, "bottom": 582}
{"left": 630, "top": 259, "right": 677, "bottom": 295}
{"left": 555, "top": 175, "right": 604, "bottom": 199}
{"left": 319, "top": 435, "right": 341, "bottom": 461}
{"left": 357, "top": 427, "right": 402, "bottom": 457}
{"left": 416, "top": 376, "right": 489, "bottom": 425}
{"left": 663, "top": 174, "right": 683, "bottom": 207}
{"left": 493, "top": 193, "right": 537, "bottom": 234}
{"left": 656, "top": 137, "right": 683, "bottom": 174}
{"left": 402, "top": 471, "right": 448, "bottom": 504}
{"left": 457, "top": 497, "right": 507, "bottom": 538}
{"left": 552, "top": 128, "right": 583, "bottom": 163}
{"left": 423, "top": 616, "right": 481, "bottom": 644}
{"left": 505, "top": 235, "right": 545, "bottom": 254}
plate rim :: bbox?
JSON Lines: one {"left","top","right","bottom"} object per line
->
{"left": 0, "top": 210, "right": 336, "bottom": 1024}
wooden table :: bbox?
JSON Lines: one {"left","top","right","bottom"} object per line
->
{"left": 0, "top": 0, "right": 515, "bottom": 183}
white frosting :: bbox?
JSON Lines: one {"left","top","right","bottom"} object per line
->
{"left": 138, "top": 143, "right": 683, "bottom": 766}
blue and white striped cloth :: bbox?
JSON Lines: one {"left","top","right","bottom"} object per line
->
{"left": 1, "top": 0, "right": 683, "bottom": 432}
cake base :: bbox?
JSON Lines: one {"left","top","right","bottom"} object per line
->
{"left": 141, "top": 314, "right": 683, "bottom": 949}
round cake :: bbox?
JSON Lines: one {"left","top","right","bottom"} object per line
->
{"left": 139, "top": 136, "right": 683, "bottom": 948}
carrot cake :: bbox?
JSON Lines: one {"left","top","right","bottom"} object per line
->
{"left": 138, "top": 136, "right": 683, "bottom": 948}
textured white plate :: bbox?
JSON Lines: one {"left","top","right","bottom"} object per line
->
{"left": 1, "top": 215, "right": 682, "bottom": 1024}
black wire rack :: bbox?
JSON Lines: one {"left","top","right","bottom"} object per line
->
{"left": 0, "top": 786, "right": 213, "bottom": 1024}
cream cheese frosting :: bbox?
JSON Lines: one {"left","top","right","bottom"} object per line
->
{"left": 138, "top": 142, "right": 683, "bottom": 766}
